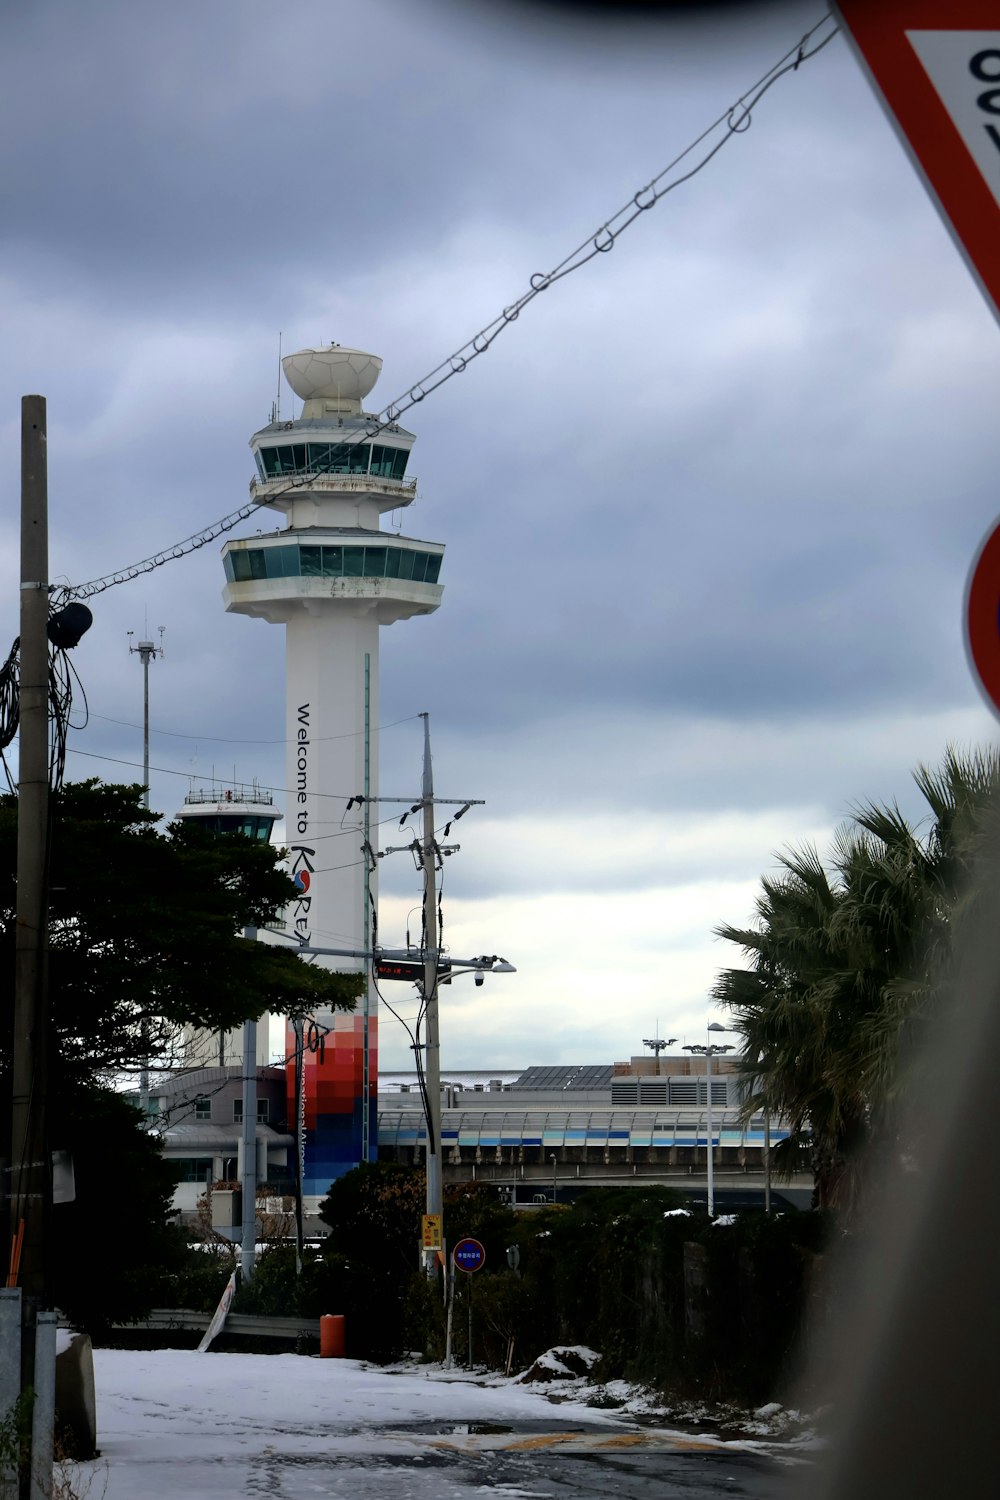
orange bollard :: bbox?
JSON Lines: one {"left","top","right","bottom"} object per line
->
{"left": 319, "top": 1314, "right": 345, "bottom": 1358}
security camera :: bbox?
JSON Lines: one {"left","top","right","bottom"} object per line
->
{"left": 474, "top": 971, "right": 485, "bottom": 987}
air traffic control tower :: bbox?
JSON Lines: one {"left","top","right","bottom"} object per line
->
{"left": 221, "top": 345, "right": 444, "bottom": 1201}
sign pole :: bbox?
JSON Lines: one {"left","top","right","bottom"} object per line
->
{"left": 468, "top": 1273, "right": 473, "bottom": 1371}
{"left": 445, "top": 1262, "right": 454, "bottom": 1370}
{"left": 451, "top": 1237, "right": 486, "bottom": 1368}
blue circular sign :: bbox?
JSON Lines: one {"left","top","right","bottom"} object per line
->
{"left": 453, "top": 1237, "right": 486, "bottom": 1273}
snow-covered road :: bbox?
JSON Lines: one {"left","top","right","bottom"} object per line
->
{"left": 78, "top": 1348, "right": 796, "bottom": 1498}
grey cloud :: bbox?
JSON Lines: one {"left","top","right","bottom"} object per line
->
{"left": 2, "top": 0, "right": 997, "bottom": 979}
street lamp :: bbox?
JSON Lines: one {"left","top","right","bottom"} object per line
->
{"left": 683, "top": 1024, "right": 735, "bottom": 1218}
{"left": 549, "top": 1153, "right": 557, "bottom": 1204}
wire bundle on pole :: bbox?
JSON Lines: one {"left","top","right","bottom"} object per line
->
{"left": 0, "top": 629, "right": 90, "bottom": 794}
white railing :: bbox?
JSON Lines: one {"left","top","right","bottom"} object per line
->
{"left": 250, "top": 472, "right": 417, "bottom": 498}
{"left": 183, "top": 786, "right": 274, "bottom": 807}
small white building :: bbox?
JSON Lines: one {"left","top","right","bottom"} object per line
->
{"left": 144, "top": 1065, "right": 293, "bottom": 1216}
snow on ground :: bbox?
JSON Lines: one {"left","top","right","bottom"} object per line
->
{"left": 81, "top": 1347, "right": 626, "bottom": 1498}
{"left": 70, "top": 1347, "right": 815, "bottom": 1499}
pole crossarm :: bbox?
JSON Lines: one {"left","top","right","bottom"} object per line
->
{"left": 351, "top": 797, "right": 485, "bottom": 806}
{"left": 293, "top": 942, "right": 513, "bottom": 973}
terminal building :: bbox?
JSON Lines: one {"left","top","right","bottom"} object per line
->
{"left": 150, "top": 1052, "right": 810, "bottom": 1221}
{"left": 379, "top": 1055, "right": 809, "bottom": 1210}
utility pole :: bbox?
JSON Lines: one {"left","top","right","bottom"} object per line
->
{"left": 10, "top": 394, "right": 52, "bottom": 1496}
{"left": 351, "top": 732, "right": 512, "bottom": 1277}
{"left": 419, "top": 713, "right": 443, "bottom": 1275}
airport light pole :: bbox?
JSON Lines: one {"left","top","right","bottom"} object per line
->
{"left": 684, "top": 1023, "right": 734, "bottom": 1218}
{"left": 642, "top": 1035, "right": 676, "bottom": 1075}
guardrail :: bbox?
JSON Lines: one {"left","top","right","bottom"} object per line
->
{"left": 113, "top": 1309, "right": 319, "bottom": 1339}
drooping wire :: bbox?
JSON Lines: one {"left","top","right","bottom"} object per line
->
{"left": 366, "top": 856, "right": 436, "bottom": 1151}
{"left": 53, "top": 13, "right": 838, "bottom": 607}
{"left": 0, "top": 631, "right": 90, "bottom": 793}
{"left": 0, "top": 640, "right": 19, "bottom": 784}
{"left": 87, "top": 709, "right": 420, "bottom": 746}
{"left": 48, "top": 642, "right": 89, "bottom": 793}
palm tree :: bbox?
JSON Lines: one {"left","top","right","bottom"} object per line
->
{"left": 713, "top": 747, "right": 1000, "bottom": 1212}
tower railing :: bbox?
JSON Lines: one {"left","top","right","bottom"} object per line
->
{"left": 250, "top": 472, "right": 417, "bottom": 499}
{"left": 182, "top": 786, "right": 274, "bottom": 807}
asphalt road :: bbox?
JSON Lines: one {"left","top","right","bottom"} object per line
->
{"left": 245, "top": 1425, "right": 798, "bottom": 1498}
{"left": 92, "top": 1349, "right": 806, "bottom": 1500}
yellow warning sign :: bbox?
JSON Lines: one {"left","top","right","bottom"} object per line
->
{"left": 421, "top": 1214, "right": 443, "bottom": 1250}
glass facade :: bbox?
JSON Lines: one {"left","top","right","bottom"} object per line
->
{"left": 172, "top": 1157, "right": 215, "bottom": 1184}
{"left": 184, "top": 813, "right": 276, "bottom": 840}
{"left": 224, "top": 543, "right": 442, "bottom": 586}
{"left": 257, "top": 442, "right": 409, "bottom": 480}
{"left": 233, "top": 1100, "right": 268, "bottom": 1123}
{"left": 377, "top": 1108, "right": 791, "bottom": 1152}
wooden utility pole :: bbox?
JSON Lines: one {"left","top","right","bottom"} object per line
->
{"left": 10, "top": 395, "right": 52, "bottom": 1493}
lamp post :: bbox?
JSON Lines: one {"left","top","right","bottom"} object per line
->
{"left": 549, "top": 1153, "right": 557, "bottom": 1204}
{"left": 683, "top": 1023, "right": 734, "bottom": 1218}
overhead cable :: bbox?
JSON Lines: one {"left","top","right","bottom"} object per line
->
{"left": 55, "top": 12, "right": 837, "bottom": 605}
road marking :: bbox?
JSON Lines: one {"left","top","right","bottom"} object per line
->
{"left": 425, "top": 1430, "right": 726, "bottom": 1455}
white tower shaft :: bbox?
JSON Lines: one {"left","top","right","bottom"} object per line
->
{"left": 222, "top": 344, "right": 444, "bottom": 1201}
{"left": 285, "top": 607, "right": 376, "bottom": 960}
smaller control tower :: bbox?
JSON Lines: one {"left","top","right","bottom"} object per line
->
{"left": 176, "top": 783, "right": 282, "bottom": 1069}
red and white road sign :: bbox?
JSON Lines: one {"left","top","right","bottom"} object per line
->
{"left": 834, "top": 2, "right": 1000, "bottom": 325}
{"left": 964, "top": 518, "right": 1000, "bottom": 719}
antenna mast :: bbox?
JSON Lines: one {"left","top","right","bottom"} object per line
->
{"left": 127, "top": 625, "right": 165, "bottom": 809}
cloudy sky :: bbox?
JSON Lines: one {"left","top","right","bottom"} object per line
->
{"left": 2, "top": 0, "right": 998, "bottom": 1071}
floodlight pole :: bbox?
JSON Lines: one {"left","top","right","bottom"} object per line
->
{"left": 684, "top": 1026, "right": 734, "bottom": 1218}
{"left": 127, "top": 627, "right": 164, "bottom": 811}
{"left": 643, "top": 1035, "right": 677, "bottom": 1077}
{"left": 127, "top": 626, "right": 163, "bottom": 1120}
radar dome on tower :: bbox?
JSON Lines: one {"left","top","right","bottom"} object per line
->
{"left": 281, "top": 345, "right": 382, "bottom": 416}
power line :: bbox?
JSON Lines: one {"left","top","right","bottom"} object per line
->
{"left": 86, "top": 709, "right": 420, "bottom": 746}
{"left": 61, "top": 743, "right": 419, "bottom": 824}
{"left": 54, "top": 12, "right": 838, "bottom": 606}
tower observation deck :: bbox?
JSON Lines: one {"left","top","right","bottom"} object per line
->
{"left": 175, "top": 782, "right": 282, "bottom": 1070}
{"left": 221, "top": 344, "right": 445, "bottom": 1201}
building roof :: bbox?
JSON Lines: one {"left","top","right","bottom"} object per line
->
{"left": 511, "top": 1065, "right": 614, "bottom": 1091}
{"left": 158, "top": 1122, "right": 293, "bottom": 1152}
